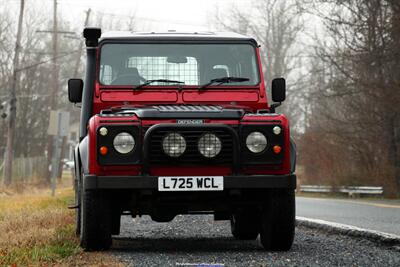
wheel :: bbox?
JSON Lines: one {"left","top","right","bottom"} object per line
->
{"left": 230, "top": 211, "right": 259, "bottom": 240}
{"left": 259, "top": 189, "right": 295, "bottom": 251}
{"left": 80, "top": 189, "right": 112, "bottom": 251}
{"left": 111, "top": 212, "right": 121, "bottom": 235}
{"left": 74, "top": 178, "right": 81, "bottom": 236}
{"left": 74, "top": 159, "right": 81, "bottom": 236}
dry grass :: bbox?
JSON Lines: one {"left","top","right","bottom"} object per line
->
{"left": 0, "top": 186, "right": 124, "bottom": 266}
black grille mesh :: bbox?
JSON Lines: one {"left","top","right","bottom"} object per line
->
{"left": 146, "top": 128, "right": 234, "bottom": 165}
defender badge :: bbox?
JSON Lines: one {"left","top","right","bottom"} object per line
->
{"left": 177, "top": 119, "right": 204, "bottom": 124}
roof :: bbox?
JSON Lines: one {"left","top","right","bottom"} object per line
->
{"left": 99, "top": 31, "right": 258, "bottom": 45}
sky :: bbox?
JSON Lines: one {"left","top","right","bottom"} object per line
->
{"left": 1, "top": 0, "right": 250, "bottom": 33}
{"left": 55, "top": 0, "right": 253, "bottom": 32}
{"left": 2, "top": 0, "right": 320, "bottom": 85}
{"left": 3, "top": 0, "right": 321, "bottom": 45}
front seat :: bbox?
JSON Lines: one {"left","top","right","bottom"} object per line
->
{"left": 208, "top": 68, "right": 228, "bottom": 81}
{"left": 112, "top": 67, "right": 143, "bottom": 85}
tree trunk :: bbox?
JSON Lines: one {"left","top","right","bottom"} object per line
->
{"left": 45, "top": 0, "right": 59, "bottom": 184}
{"left": 3, "top": 0, "right": 25, "bottom": 186}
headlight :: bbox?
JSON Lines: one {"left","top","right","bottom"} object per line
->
{"left": 162, "top": 132, "right": 186, "bottom": 157}
{"left": 246, "top": 132, "right": 267, "bottom": 153}
{"left": 113, "top": 132, "right": 135, "bottom": 154}
{"left": 198, "top": 133, "right": 222, "bottom": 158}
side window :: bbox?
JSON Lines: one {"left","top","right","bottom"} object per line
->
{"left": 100, "top": 65, "right": 113, "bottom": 85}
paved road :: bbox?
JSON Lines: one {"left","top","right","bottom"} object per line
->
{"left": 297, "top": 197, "right": 400, "bottom": 235}
{"left": 111, "top": 215, "right": 400, "bottom": 266}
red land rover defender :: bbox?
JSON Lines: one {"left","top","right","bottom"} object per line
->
{"left": 68, "top": 28, "right": 296, "bottom": 251}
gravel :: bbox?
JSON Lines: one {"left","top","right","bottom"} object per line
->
{"left": 111, "top": 215, "right": 400, "bottom": 267}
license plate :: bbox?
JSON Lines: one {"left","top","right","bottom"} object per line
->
{"left": 158, "top": 176, "right": 224, "bottom": 191}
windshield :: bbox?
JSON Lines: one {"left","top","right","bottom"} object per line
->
{"left": 99, "top": 43, "right": 260, "bottom": 87}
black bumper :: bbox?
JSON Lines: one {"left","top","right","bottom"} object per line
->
{"left": 83, "top": 174, "right": 296, "bottom": 190}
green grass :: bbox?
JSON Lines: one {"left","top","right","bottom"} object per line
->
{"left": 3, "top": 240, "right": 80, "bottom": 265}
{"left": 0, "top": 188, "right": 82, "bottom": 266}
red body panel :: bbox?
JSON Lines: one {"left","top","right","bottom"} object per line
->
{"left": 100, "top": 91, "right": 178, "bottom": 102}
{"left": 91, "top": 47, "right": 268, "bottom": 114}
{"left": 87, "top": 46, "right": 291, "bottom": 177}
{"left": 87, "top": 114, "right": 291, "bottom": 176}
{"left": 182, "top": 90, "right": 259, "bottom": 102}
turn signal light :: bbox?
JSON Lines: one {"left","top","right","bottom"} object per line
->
{"left": 273, "top": 145, "right": 282, "bottom": 154}
{"left": 99, "top": 146, "right": 108, "bottom": 155}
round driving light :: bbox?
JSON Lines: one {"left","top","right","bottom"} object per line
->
{"left": 162, "top": 132, "right": 186, "bottom": 157}
{"left": 198, "top": 133, "right": 222, "bottom": 158}
{"left": 273, "top": 126, "right": 281, "bottom": 135}
{"left": 99, "top": 127, "right": 108, "bottom": 136}
{"left": 246, "top": 132, "right": 268, "bottom": 153}
{"left": 113, "top": 132, "right": 135, "bottom": 154}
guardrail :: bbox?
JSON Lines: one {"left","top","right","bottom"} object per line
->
{"left": 300, "top": 185, "right": 333, "bottom": 193}
{"left": 299, "top": 185, "right": 383, "bottom": 196}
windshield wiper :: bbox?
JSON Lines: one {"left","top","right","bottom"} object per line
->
{"left": 135, "top": 79, "right": 184, "bottom": 89}
{"left": 199, "top": 77, "right": 250, "bottom": 89}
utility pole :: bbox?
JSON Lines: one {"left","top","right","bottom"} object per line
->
{"left": 45, "top": 0, "right": 60, "bottom": 184}
{"left": 56, "top": 8, "right": 91, "bottom": 180}
{"left": 73, "top": 9, "right": 91, "bottom": 78}
{"left": 3, "top": 0, "right": 25, "bottom": 186}
{"left": 52, "top": 0, "right": 59, "bottom": 114}
{"left": 38, "top": 1, "right": 77, "bottom": 184}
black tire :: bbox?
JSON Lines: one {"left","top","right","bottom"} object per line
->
{"left": 74, "top": 178, "right": 81, "bottom": 236}
{"left": 230, "top": 211, "right": 259, "bottom": 240}
{"left": 111, "top": 212, "right": 121, "bottom": 235}
{"left": 259, "top": 189, "right": 295, "bottom": 251}
{"left": 80, "top": 189, "right": 112, "bottom": 251}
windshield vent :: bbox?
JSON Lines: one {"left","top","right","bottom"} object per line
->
{"left": 152, "top": 105, "right": 222, "bottom": 113}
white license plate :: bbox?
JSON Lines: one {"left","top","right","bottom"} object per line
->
{"left": 158, "top": 176, "right": 224, "bottom": 191}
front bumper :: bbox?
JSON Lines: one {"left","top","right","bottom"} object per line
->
{"left": 83, "top": 174, "right": 296, "bottom": 190}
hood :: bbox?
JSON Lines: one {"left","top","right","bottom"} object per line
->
{"left": 101, "top": 104, "right": 245, "bottom": 119}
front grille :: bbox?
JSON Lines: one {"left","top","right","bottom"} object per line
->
{"left": 145, "top": 126, "right": 235, "bottom": 165}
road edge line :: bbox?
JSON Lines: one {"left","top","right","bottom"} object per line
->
{"left": 296, "top": 216, "right": 400, "bottom": 247}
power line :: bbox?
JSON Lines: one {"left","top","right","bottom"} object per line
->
{"left": 0, "top": 94, "right": 51, "bottom": 99}
{"left": 57, "top": 1, "right": 206, "bottom": 27}
{"left": 36, "top": 30, "right": 76, "bottom": 35}
{"left": 0, "top": 50, "right": 79, "bottom": 90}
{"left": 16, "top": 50, "right": 79, "bottom": 72}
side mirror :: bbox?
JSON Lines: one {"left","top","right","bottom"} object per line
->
{"left": 271, "top": 78, "right": 286, "bottom": 102}
{"left": 68, "top": 79, "right": 83, "bottom": 103}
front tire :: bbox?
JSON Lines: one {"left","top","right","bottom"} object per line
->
{"left": 230, "top": 211, "right": 259, "bottom": 240}
{"left": 74, "top": 178, "right": 81, "bottom": 236}
{"left": 80, "top": 189, "right": 112, "bottom": 251}
{"left": 111, "top": 212, "right": 121, "bottom": 235}
{"left": 259, "top": 189, "right": 295, "bottom": 251}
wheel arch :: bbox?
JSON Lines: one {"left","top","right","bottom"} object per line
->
{"left": 78, "top": 136, "right": 89, "bottom": 175}
{"left": 290, "top": 138, "right": 296, "bottom": 174}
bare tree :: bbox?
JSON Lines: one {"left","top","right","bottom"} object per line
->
{"left": 214, "top": 0, "right": 303, "bottom": 86}
{"left": 212, "top": 0, "right": 306, "bottom": 132}
{"left": 3, "top": 0, "right": 25, "bottom": 186}
{"left": 300, "top": 0, "right": 400, "bottom": 195}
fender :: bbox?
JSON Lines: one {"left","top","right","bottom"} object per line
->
{"left": 290, "top": 138, "right": 297, "bottom": 174}
{"left": 73, "top": 144, "right": 81, "bottom": 184}
{"left": 78, "top": 136, "right": 89, "bottom": 174}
